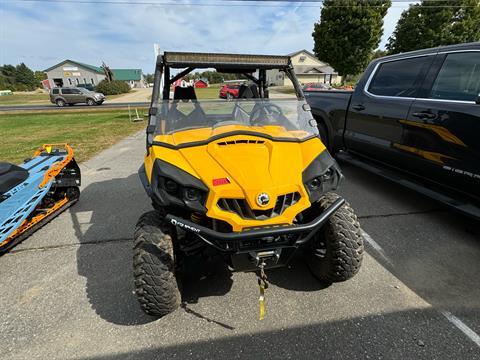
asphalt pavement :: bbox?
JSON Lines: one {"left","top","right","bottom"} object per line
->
{"left": 1, "top": 132, "right": 479, "bottom": 360}
{"left": 0, "top": 102, "right": 149, "bottom": 112}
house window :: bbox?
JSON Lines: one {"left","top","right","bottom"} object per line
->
{"left": 299, "top": 55, "right": 306, "bottom": 63}
{"left": 68, "top": 78, "right": 72, "bottom": 85}
{"left": 75, "top": 78, "right": 80, "bottom": 85}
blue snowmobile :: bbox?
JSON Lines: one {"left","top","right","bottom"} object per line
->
{"left": 0, "top": 144, "right": 81, "bottom": 254}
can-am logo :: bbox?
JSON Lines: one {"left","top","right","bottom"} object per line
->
{"left": 257, "top": 192, "right": 270, "bottom": 207}
{"left": 170, "top": 218, "right": 201, "bottom": 233}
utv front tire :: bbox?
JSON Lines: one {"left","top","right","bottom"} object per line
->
{"left": 307, "top": 193, "right": 363, "bottom": 283}
{"left": 133, "top": 211, "right": 181, "bottom": 317}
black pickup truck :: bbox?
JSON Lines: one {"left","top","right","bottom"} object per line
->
{"left": 305, "top": 42, "right": 480, "bottom": 218}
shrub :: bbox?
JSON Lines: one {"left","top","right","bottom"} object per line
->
{"left": 95, "top": 80, "right": 130, "bottom": 95}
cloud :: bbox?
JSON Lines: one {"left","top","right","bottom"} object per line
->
{"left": 0, "top": 1, "right": 413, "bottom": 72}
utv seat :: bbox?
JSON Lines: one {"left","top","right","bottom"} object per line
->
{"left": 0, "top": 162, "right": 29, "bottom": 195}
{"left": 237, "top": 84, "right": 259, "bottom": 99}
{"left": 233, "top": 84, "right": 260, "bottom": 123}
{"left": 168, "top": 86, "right": 206, "bottom": 131}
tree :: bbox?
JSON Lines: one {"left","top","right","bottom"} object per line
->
{"left": 14, "top": 63, "right": 37, "bottom": 91}
{"left": 0, "top": 64, "right": 17, "bottom": 90}
{"left": 34, "top": 71, "right": 47, "bottom": 84}
{"left": 312, "top": 0, "right": 391, "bottom": 82}
{"left": 0, "top": 76, "right": 7, "bottom": 90}
{"left": 95, "top": 80, "right": 130, "bottom": 95}
{"left": 387, "top": 0, "right": 480, "bottom": 54}
{"left": 144, "top": 73, "right": 154, "bottom": 83}
{"left": 181, "top": 70, "right": 240, "bottom": 84}
{"left": 371, "top": 49, "right": 388, "bottom": 60}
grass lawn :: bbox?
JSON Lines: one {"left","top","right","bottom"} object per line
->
{"left": 0, "top": 109, "right": 146, "bottom": 164}
{"left": 0, "top": 93, "right": 50, "bottom": 106}
{"left": 196, "top": 84, "right": 221, "bottom": 99}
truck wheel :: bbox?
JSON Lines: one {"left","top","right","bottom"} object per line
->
{"left": 307, "top": 193, "right": 363, "bottom": 284}
{"left": 56, "top": 99, "right": 65, "bottom": 107}
{"left": 133, "top": 211, "right": 181, "bottom": 317}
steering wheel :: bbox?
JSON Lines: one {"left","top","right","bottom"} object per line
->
{"left": 250, "top": 103, "right": 284, "bottom": 126}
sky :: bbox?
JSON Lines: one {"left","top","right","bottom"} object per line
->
{"left": 0, "top": 0, "right": 415, "bottom": 73}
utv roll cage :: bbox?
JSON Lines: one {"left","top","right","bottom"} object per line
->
{"left": 146, "top": 51, "right": 305, "bottom": 147}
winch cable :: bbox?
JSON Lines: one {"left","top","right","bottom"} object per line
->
{"left": 257, "top": 260, "right": 269, "bottom": 320}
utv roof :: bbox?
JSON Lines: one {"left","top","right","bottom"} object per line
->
{"left": 159, "top": 51, "right": 291, "bottom": 70}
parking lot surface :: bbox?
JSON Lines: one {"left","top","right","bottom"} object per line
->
{"left": 1, "top": 132, "right": 479, "bottom": 360}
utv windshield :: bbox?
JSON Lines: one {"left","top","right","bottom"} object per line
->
{"left": 154, "top": 99, "right": 318, "bottom": 142}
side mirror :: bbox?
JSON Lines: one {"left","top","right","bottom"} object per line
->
{"left": 476, "top": 94, "right": 480, "bottom": 105}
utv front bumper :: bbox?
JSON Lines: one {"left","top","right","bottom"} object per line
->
{"left": 166, "top": 196, "right": 344, "bottom": 270}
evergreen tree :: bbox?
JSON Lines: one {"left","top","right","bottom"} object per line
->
{"left": 0, "top": 65, "right": 17, "bottom": 90}
{"left": 14, "top": 63, "right": 37, "bottom": 90}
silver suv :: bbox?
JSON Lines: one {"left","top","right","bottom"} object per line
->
{"left": 50, "top": 87, "right": 105, "bottom": 107}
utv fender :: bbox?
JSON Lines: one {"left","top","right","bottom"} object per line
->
{"left": 138, "top": 164, "right": 152, "bottom": 196}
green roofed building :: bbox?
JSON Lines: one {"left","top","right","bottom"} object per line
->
{"left": 44, "top": 60, "right": 146, "bottom": 89}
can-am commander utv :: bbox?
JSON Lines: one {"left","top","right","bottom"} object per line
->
{"left": 135, "top": 51, "right": 363, "bottom": 317}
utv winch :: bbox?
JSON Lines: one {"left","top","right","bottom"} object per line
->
{"left": 134, "top": 51, "right": 363, "bottom": 318}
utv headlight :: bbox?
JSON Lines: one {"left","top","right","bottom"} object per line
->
{"left": 302, "top": 151, "right": 343, "bottom": 203}
{"left": 184, "top": 187, "right": 201, "bottom": 202}
{"left": 308, "top": 177, "right": 322, "bottom": 191}
{"left": 164, "top": 179, "right": 179, "bottom": 194}
{"left": 151, "top": 159, "right": 209, "bottom": 213}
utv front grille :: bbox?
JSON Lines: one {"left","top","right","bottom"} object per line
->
{"left": 217, "top": 192, "right": 300, "bottom": 220}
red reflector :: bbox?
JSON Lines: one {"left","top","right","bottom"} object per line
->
{"left": 212, "top": 177, "right": 230, "bottom": 186}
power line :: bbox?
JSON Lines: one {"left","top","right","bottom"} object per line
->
{"left": 7, "top": 0, "right": 477, "bottom": 7}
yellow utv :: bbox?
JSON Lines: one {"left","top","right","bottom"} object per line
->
{"left": 135, "top": 52, "right": 363, "bottom": 317}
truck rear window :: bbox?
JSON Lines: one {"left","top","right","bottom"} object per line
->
{"left": 368, "top": 56, "right": 428, "bottom": 98}
{"left": 430, "top": 52, "right": 480, "bottom": 102}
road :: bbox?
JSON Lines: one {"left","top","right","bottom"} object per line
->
{"left": 1, "top": 132, "right": 479, "bottom": 360}
{"left": 0, "top": 102, "right": 150, "bottom": 112}
{"left": 0, "top": 88, "right": 293, "bottom": 111}
{"left": 106, "top": 88, "right": 151, "bottom": 103}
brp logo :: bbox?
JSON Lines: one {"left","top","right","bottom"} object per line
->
{"left": 257, "top": 192, "right": 270, "bottom": 207}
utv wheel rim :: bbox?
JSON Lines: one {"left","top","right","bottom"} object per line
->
{"left": 314, "top": 240, "right": 327, "bottom": 258}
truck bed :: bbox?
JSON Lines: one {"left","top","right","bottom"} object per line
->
{"left": 304, "top": 90, "right": 352, "bottom": 152}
